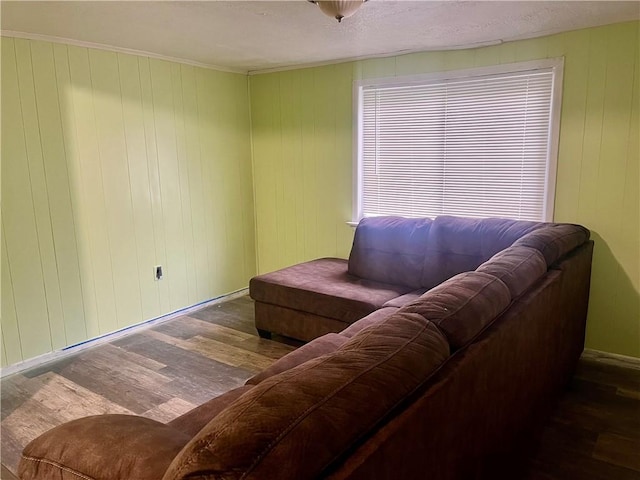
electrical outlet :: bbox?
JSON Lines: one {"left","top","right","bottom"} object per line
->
{"left": 155, "top": 265, "right": 163, "bottom": 281}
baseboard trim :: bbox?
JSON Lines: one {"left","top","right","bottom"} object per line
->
{"left": 0, "top": 288, "right": 249, "bottom": 379}
{"left": 582, "top": 348, "right": 640, "bottom": 370}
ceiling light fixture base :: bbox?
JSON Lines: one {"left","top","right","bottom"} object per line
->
{"left": 307, "top": 0, "right": 368, "bottom": 23}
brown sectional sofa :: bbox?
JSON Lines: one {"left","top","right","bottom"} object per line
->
{"left": 250, "top": 215, "right": 580, "bottom": 342}
{"left": 18, "top": 215, "right": 593, "bottom": 480}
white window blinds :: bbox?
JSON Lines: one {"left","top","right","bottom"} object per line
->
{"left": 357, "top": 61, "right": 562, "bottom": 222}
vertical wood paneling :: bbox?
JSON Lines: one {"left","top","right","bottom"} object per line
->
{"left": 1, "top": 38, "right": 52, "bottom": 358}
{"left": 250, "top": 21, "right": 640, "bottom": 357}
{"left": 250, "top": 73, "right": 280, "bottom": 273}
{"left": 180, "top": 65, "right": 210, "bottom": 301}
{"left": 89, "top": 49, "right": 142, "bottom": 329}
{"left": 300, "top": 69, "right": 320, "bottom": 263}
{"left": 277, "top": 70, "right": 299, "bottom": 268}
{"left": 473, "top": 45, "right": 501, "bottom": 67}
{"left": 235, "top": 77, "right": 257, "bottom": 283}
{"left": 13, "top": 40, "right": 67, "bottom": 349}
{"left": 584, "top": 25, "right": 639, "bottom": 355}
{"left": 332, "top": 62, "right": 354, "bottom": 260}
{"left": 138, "top": 56, "right": 170, "bottom": 315}
{"left": 30, "top": 40, "right": 87, "bottom": 347}
{"left": 553, "top": 30, "right": 589, "bottom": 222}
{"left": 1, "top": 229, "right": 23, "bottom": 364}
{"left": 313, "top": 66, "right": 338, "bottom": 258}
{"left": 1, "top": 38, "right": 255, "bottom": 366}
{"left": 1, "top": 331, "right": 7, "bottom": 368}
{"left": 53, "top": 44, "right": 92, "bottom": 345}
{"left": 67, "top": 45, "right": 118, "bottom": 337}
{"left": 621, "top": 47, "right": 639, "bottom": 288}
{"left": 171, "top": 63, "right": 197, "bottom": 305}
{"left": 117, "top": 53, "right": 161, "bottom": 321}
{"left": 497, "top": 41, "right": 518, "bottom": 64}
{"left": 195, "top": 68, "right": 220, "bottom": 293}
{"left": 395, "top": 51, "right": 446, "bottom": 76}
{"left": 150, "top": 58, "right": 189, "bottom": 310}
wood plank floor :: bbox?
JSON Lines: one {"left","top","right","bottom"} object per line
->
{"left": 0, "top": 296, "right": 298, "bottom": 479}
{"left": 1, "top": 295, "right": 638, "bottom": 479}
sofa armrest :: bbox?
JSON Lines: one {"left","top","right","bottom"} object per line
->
{"left": 18, "top": 414, "right": 191, "bottom": 480}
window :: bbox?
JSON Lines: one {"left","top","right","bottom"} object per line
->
{"left": 354, "top": 59, "right": 563, "bottom": 222}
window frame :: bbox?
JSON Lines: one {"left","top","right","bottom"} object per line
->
{"left": 352, "top": 58, "right": 565, "bottom": 223}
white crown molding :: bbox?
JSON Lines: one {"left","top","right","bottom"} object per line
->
{"left": 247, "top": 39, "right": 503, "bottom": 76}
{"left": 1, "top": 30, "right": 249, "bottom": 75}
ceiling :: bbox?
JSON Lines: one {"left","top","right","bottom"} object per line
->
{"left": 2, "top": 1, "right": 639, "bottom": 74}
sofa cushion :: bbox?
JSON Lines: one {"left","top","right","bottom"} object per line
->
{"left": 163, "top": 312, "right": 449, "bottom": 480}
{"left": 254, "top": 302, "right": 351, "bottom": 342}
{"left": 246, "top": 333, "right": 349, "bottom": 385}
{"left": 340, "top": 307, "right": 399, "bottom": 338}
{"left": 421, "top": 216, "right": 542, "bottom": 289}
{"left": 19, "top": 415, "right": 190, "bottom": 480}
{"left": 511, "top": 223, "right": 590, "bottom": 266}
{"left": 168, "top": 386, "right": 254, "bottom": 437}
{"left": 348, "top": 216, "right": 432, "bottom": 288}
{"left": 476, "top": 246, "right": 547, "bottom": 298}
{"left": 400, "top": 271, "right": 511, "bottom": 349}
{"left": 383, "top": 288, "right": 429, "bottom": 308}
{"left": 250, "top": 258, "right": 412, "bottom": 323}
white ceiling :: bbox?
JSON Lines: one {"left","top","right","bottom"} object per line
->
{"left": 2, "top": 1, "right": 639, "bottom": 74}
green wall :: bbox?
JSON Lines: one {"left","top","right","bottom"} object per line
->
{"left": 2, "top": 21, "right": 638, "bottom": 365}
{"left": 250, "top": 21, "right": 640, "bottom": 357}
{"left": 1, "top": 38, "right": 256, "bottom": 365}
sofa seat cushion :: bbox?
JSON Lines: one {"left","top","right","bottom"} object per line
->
{"left": 348, "top": 216, "right": 432, "bottom": 288}
{"left": 400, "top": 271, "right": 511, "bottom": 349}
{"left": 476, "top": 246, "right": 547, "bottom": 298}
{"left": 250, "top": 258, "right": 413, "bottom": 323}
{"left": 512, "top": 223, "right": 590, "bottom": 266}
{"left": 383, "top": 289, "right": 429, "bottom": 308}
{"left": 163, "top": 312, "right": 449, "bottom": 480}
{"left": 340, "top": 307, "right": 399, "bottom": 338}
{"left": 421, "top": 216, "right": 542, "bottom": 289}
{"left": 19, "top": 415, "right": 190, "bottom": 480}
{"left": 168, "top": 386, "right": 254, "bottom": 437}
{"left": 246, "top": 333, "right": 349, "bottom": 385}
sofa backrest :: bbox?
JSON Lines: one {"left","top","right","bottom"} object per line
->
{"left": 420, "top": 216, "right": 542, "bottom": 289}
{"left": 163, "top": 312, "right": 449, "bottom": 480}
{"left": 349, "top": 215, "right": 590, "bottom": 291}
{"left": 399, "top": 271, "right": 512, "bottom": 349}
{"left": 348, "top": 216, "right": 432, "bottom": 289}
{"left": 512, "top": 223, "right": 591, "bottom": 266}
{"left": 476, "top": 246, "right": 547, "bottom": 298}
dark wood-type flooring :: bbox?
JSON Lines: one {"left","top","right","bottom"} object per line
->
{"left": 1, "top": 295, "right": 638, "bottom": 479}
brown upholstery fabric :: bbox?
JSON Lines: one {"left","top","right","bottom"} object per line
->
{"left": 246, "top": 333, "right": 349, "bottom": 385}
{"left": 324, "top": 270, "right": 578, "bottom": 480}
{"left": 348, "top": 216, "right": 432, "bottom": 288}
{"left": 163, "top": 313, "right": 449, "bottom": 480}
{"left": 421, "top": 216, "right": 542, "bottom": 289}
{"left": 340, "top": 307, "right": 399, "bottom": 338}
{"left": 548, "top": 241, "right": 594, "bottom": 373}
{"left": 19, "top": 415, "right": 190, "bottom": 480}
{"left": 168, "top": 386, "right": 254, "bottom": 437}
{"left": 400, "top": 271, "right": 511, "bottom": 349}
{"left": 254, "top": 302, "right": 352, "bottom": 342}
{"left": 512, "top": 223, "right": 591, "bottom": 266}
{"left": 476, "top": 246, "right": 547, "bottom": 298}
{"left": 250, "top": 258, "right": 412, "bottom": 323}
{"left": 383, "top": 289, "right": 428, "bottom": 308}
